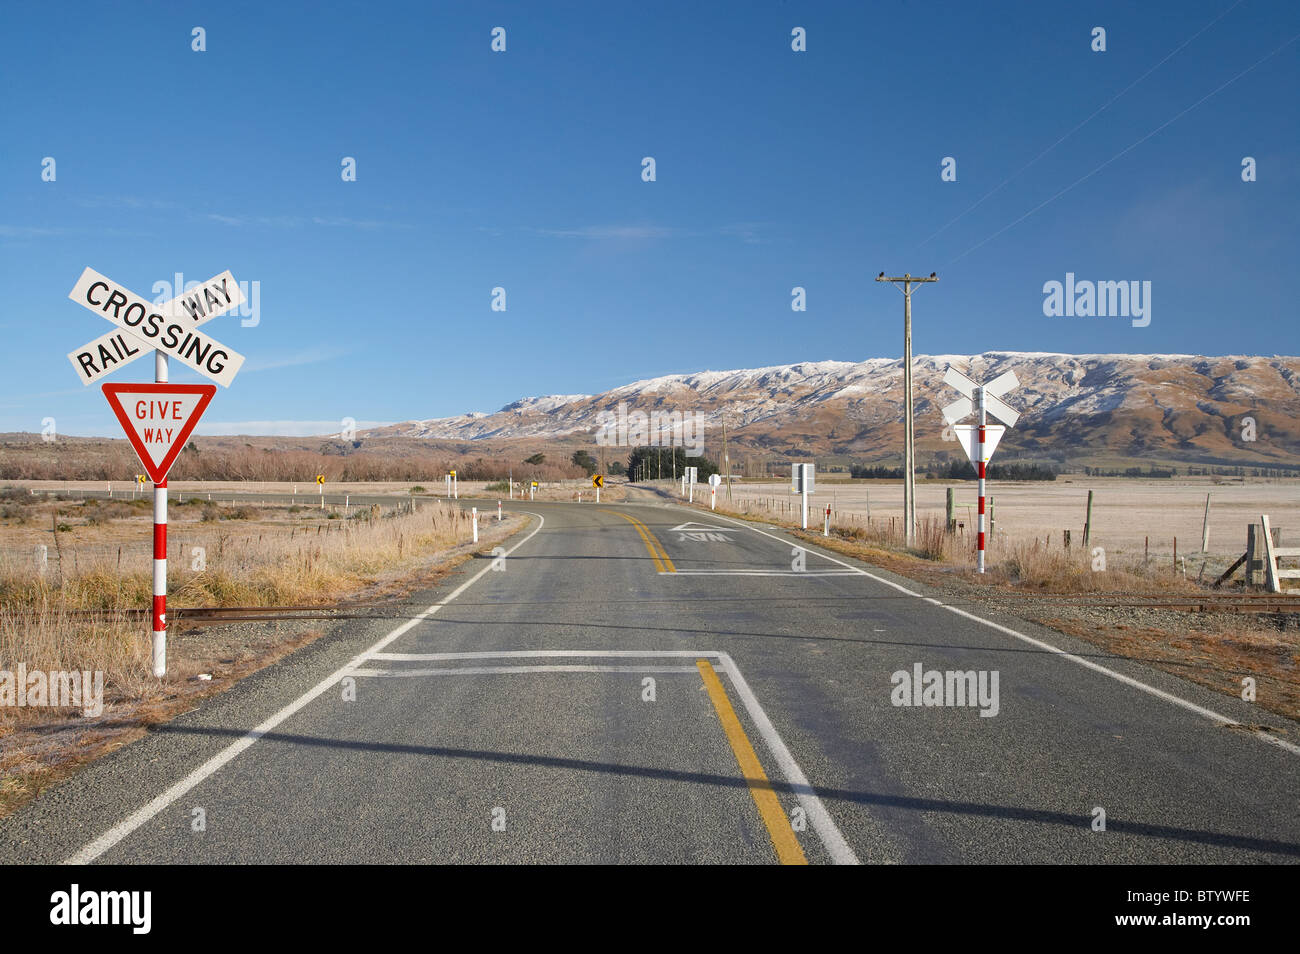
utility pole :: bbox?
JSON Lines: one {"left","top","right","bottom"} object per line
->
{"left": 876, "top": 271, "right": 938, "bottom": 547}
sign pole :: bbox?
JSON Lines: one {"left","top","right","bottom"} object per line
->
{"left": 976, "top": 386, "right": 986, "bottom": 574}
{"left": 153, "top": 351, "right": 168, "bottom": 677}
{"left": 801, "top": 467, "right": 809, "bottom": 530}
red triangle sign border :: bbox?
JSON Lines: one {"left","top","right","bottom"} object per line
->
{"left": 102, "top": 383, "right": 216, "bottom": 483}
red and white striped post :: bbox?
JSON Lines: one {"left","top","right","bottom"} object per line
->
{"left": 152, "top": 351, "right": 169, "bottom": 676}
{"left": 976, "top": 386, "right": 986, "bottom": 574}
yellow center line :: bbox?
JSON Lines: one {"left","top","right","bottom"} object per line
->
{"left": 603, "top": 510, "right": 676, "bottom": 573}
{"left": 696, "top": 659, "right": 808, "bottom": 865}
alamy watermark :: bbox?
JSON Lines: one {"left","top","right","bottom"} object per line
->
{"left": 153, "top": 271, "right": 261, "bottom": 327}
{"left": 891, "top": 663, "right": 999, "bottom": 717}
{"left": 1, "top": 664, "right": 104, "bottom": 717}
{"left": 1042, "top": 272, "right": 1150, "bottom": 327}
{"left": 595, "top": 401, "right": 704, "bottom": 456}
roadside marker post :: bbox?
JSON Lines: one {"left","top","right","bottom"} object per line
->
{"left": 824, "top": 504, "right": 831, "bottom": 537}
{"left": 472, "top": 507, "right": 478, "bottom": 544}
{"left": 709, "top": 472, "right": 721, "bottom": 511}
{"left": 498, "top": 500, "right": 502, "bottom": 521}
{"left": 941, "top": 366, "right": 1021, "bottom": 573}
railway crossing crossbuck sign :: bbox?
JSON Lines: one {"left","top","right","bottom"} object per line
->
{"left": 940, "top": 366, "right": 1021, "bottom": 573}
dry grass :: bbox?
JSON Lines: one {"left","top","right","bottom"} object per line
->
{"left": 0, "top": 496, "right": 527, "bottom": 818}
{"left": 689, "top": 490, "right": 1205, "bottom": 595}
{"left": 0, "top": 499, "right": 483, "bottom": 712}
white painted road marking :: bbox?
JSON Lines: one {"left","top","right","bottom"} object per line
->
{"left": 662, "top": 569, "right": 860, "bottom": 577}
{"left": 356, "top": 648, "right": 859, "bottom": 865}
{"left": 351, "top": 664, "right": 703, "bottom": 677}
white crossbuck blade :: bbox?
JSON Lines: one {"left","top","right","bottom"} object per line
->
{"left": 940, "top": 367, "right": 1021, "bottom": 427}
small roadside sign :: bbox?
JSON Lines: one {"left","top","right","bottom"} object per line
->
{"left": 708, "top": 473, "right": 721, "bottom": 488}
{"left": 316, "top": 474, "right": 325, "bottom": 486}
{"left": 531, "top": 481, "right": 538, "bottom": 487}
{"left": 791, "top": 462, "right": 815, "bottom": 494}
{"left": 136, "top": 474, "right": 146, "bottom": 485}
{"left": 592, "top": 474, "right": 604, "bottom": 488}
{"left": 102, "top": 383, "right": 216, "bottom": 484}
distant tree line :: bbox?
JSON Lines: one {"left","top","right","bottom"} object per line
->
{"left": 626, "top": 446, "right": 717, "bottom": 482}
{"left": 850, "top": 461, "right": 1058, "bottom": 481}
{"left": 0, "top": 442, "right": 590, "bottom": 483}
{"left": 1081, "top": 466, "right": 1175, "bottom": 478}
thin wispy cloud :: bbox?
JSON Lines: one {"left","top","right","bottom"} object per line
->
{"left": 0, "top": 224, "right": 147, "bottom": 239}
{"left": 206, "top": 213, "right": 411, "bottom": 230}
{"left": 193, "top": 420, "right": 389, "bottom": 437}
{"left": 526, "top": 222, "right": 767, "bottom": 243}
{"left": 242, "top": 347, "right": 349, "bottom": 373}
{"left": 72, "top": 195, "right": 184, "bottom": 211}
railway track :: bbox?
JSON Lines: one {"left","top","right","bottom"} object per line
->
{"left": 46, "top": 603, "right": 396, "bottom": 626}
{"left": 33, "top": 592, "right": 1300, "bottom": 624}
{"left": 988, "top": 593, "right": 1300, "bottom": 614}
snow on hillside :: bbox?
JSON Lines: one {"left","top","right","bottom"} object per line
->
{"left": 367, "top": 353, "right": 1300, "bottom": 447}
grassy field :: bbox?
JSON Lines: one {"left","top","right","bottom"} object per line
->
{"left": 697, "top": 476, "right": 1300, "bottom": 578}
{"left": 3, "top": 476, "right": 627, "bottom": 503}
{"left": 0, "top": 487, "right": 515, "bottom": 708}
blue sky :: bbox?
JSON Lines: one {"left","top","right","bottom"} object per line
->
{"left": 1, "top": 0, "right": 1297, "bottom": 436}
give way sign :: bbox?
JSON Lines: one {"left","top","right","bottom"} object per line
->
{"left": 102, "top": 383, "right": 216, "bottom": 483}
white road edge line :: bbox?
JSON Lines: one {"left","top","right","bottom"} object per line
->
{"left": 699, "top": 509, "right": 1300, "bottom": 758}
{"left": 661, "top": 569, "right": 861, "bottom": 576}
{"left": 64, "top": 513, "right": 549, "bottom": 865}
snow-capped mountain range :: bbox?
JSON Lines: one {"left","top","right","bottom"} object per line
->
{"left": 364, "top": 353, "right": 1300, "bottom": 465}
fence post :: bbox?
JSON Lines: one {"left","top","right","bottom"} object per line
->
{"left": 1246, "top": 523, "right": 1258, "bottom": 585}
{"left": 945, "top": 487, "right": 954, "bottom": 532}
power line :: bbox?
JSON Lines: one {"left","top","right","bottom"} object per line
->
{"left": 917, "top": 0, "right": 1246, "bottom": 250}
{"left": 945, "top": 28, "right": 1300, "bottom": 266}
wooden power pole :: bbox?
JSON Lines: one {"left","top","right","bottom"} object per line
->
{"left": 876, "top": 271, "right": 938, "bottom": 547}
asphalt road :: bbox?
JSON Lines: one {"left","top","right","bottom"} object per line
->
{"left": 3, "top": 496, "right": 1298, "bottom": 864}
